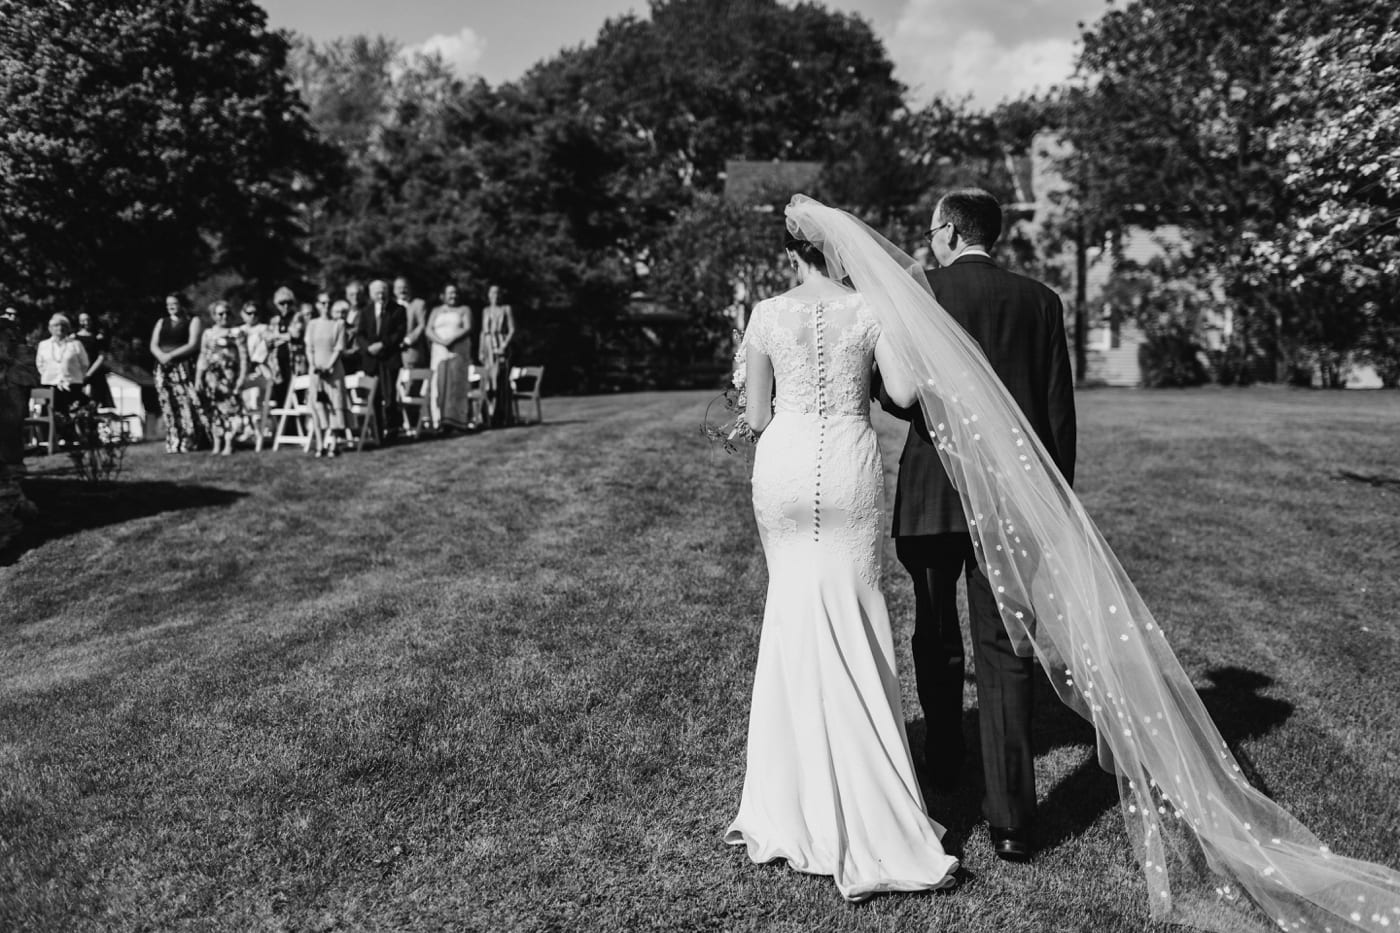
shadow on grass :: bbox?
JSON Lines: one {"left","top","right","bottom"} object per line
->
{"left": 1335, "top": 469, "right": 1400, "bottom": 489}
{"left": 1, "top": 477, "right": 248, "bottom": 566}
{"left": 910, "top": 666, "right": 1293, "bottom": 854}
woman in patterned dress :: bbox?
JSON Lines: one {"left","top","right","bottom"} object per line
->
{"left": 149, "top": 293, "right": 208, "bottom": 453}
{"left": 196, "top": 300, "right": 248, "bottom": 456}
{"left": 479, "top": 285, "right": 516, "bottom": 428}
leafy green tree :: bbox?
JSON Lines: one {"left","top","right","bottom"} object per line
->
{"left": 0, "top": 0, "right": 335, "bottom": 337}
{"left": 649, "top": 192, "right": 789, "bottom": 356}
{"left": 1056, "top": 0, "right": 1400, "bottom": 382}
{"left": 538, "top": 0, "right": 904, "bottom": 195}
{"left": 300, "top": 0, "right": 912, "bottom": 391}
{"left": 1254, "top": 16, "right": 1400, "bottom": 384}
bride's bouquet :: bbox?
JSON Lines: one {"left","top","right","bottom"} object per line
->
{"left": 701, "top": 328, "right": 758, "bottom": 454}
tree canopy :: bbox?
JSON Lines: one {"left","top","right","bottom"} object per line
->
{"left": 0, "top": 0, "right": 335, "bottom": 336}
{"left": 1055, "top": 0, "right": 1400, "bottom": 382}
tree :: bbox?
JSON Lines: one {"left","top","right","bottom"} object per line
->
{"left": 535, "top": 0, "right": 904, "bottom": 195}
{"left": 1055, "top": 0, "right": 1400, "bottom": 382}
{"left": 0, "top": 0, "right": 336, "bottom": 338}
{"left": 298, "top": 0, "right": 911, "bottom": 392}
{"left": 1252, "top": 15, "right": 1400, "bottom": 384}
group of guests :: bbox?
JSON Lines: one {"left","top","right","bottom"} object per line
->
{"left": 32, "top": 309, "right": 114, "bottom": 412}
{"left": 148, "top": 277, "right": 517, "bottom": 456}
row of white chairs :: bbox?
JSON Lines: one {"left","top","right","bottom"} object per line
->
{"left": 22, "top": 364, "right": 544, "bottom": 456}
{"left": 265, "top": 364, "right": 545, "bottom": 454}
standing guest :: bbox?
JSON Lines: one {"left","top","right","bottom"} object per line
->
{"left": 479, "top": 284, "right": 516, "bottom": 428}
{"left": 288, "top": 302, "right": 312, "bottom": 380}
{"left": 1, "top": 306, "right": 17, "bottom": 328}
{"left": 36, "top": 313, "right": 90, "bottom": 411}
{"left": 149, "top": 293, "right": 207, "bottom": 452}
{"left": 427, "top": 283, "right": 476, "bottom": 430}
{"left": 270, "top": 287, "right": 297, "bottom": 403}
{"left": 74, "top": 312, "right": 113, "bottom": 408}
{"left": 394, "top": 276, "right": 429, "bottom": 369}
{"left": 238, "top": 301, "right": 282, "bottom": 447}
{"left": 356, "top": 279, "right": 407, "bottom": 443}
{"left": 195, "top": 300, "right": 248, "bottom": 456}
{"left": 307, "top": 298, "right": 348, "bottom": 457}
{"left": 342, "top": 280, "right": 367, "bottom": 375}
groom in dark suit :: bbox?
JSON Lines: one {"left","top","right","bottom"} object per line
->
{"left": 879, "top": 188, "right": 1076, "bottom": 862}
{"left": 356, "top": 279, "right": 408, "bottom": 444}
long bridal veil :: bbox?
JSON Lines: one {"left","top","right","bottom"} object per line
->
{"left": 784, "top": 194, "right": 1400, "bottom": 932}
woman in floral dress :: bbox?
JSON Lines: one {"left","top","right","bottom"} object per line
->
{"left": 196, "top": 301, "right": 248, "bottom": 456}
{"left": 149, "top": 293, "right": 208, "bottom": 453}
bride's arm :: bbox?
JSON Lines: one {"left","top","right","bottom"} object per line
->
{"left": 873, "top": 334, "right": 918, "bottom": 409}
{"left": 745, "top": 346, "right": 774, "bottom": 434}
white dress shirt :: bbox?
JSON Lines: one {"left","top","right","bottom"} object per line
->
{"left": 36, "top": 336, "right": 89, "bottom": 389}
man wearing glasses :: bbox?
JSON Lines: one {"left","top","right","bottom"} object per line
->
{"left": 879, "top": 187, "right": 1077, "bottom": 865}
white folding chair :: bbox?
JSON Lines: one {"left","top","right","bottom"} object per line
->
{"left": 397, "top": 367, "right": 434, "bottom": 436}
{"left": 510, "top": 365, "right": 545, "bottom": 425}
{"left": 24, "top": 386, "right": 58, "bottom": 455}
{"left": 465, "top": 364, "right": 486, "bottom": 426}
{"left": 269, "top": 374, "right": 320, "bottom": 452}
{"left": 343, "top": 372, "right": 380, "bottom": 450}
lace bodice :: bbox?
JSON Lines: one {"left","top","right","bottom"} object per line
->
{"left": 746, "top": 293, "right": 880, "bottom": 418}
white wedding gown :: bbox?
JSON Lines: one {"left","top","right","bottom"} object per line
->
{"left": 725, "top": 292, "right": 960, "bottom": 900}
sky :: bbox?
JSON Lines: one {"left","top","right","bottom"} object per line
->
{"left": 258, "top": 0, "right": 1107, "bottom": 110}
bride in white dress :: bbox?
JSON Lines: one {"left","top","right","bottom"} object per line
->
{"left": 724, "top": 232, "right": 958, "bottom": 900}
{"left": 726, "top": 196, "right": 1400, "bottom": 929}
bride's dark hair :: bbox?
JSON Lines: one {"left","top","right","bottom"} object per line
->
{"left": 784, "top": 231, "right": 829, "bottom": 276}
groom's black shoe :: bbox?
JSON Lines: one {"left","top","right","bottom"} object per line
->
{"left": 989, "top": 826, "right": 1032, "bottom": 863}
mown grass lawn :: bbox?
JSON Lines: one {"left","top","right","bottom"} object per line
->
{"left": 3, "top": 387, "right": 1399, "bottom": 932}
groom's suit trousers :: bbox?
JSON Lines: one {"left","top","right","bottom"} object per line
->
{"left": 897, "top": 532, "right": 1036, "bottom": 829}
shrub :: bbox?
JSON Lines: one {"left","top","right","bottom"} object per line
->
{"left": 1138, "top": 326, "right": 1208, "bottom": 387}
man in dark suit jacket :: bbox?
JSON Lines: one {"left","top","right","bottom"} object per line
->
{"left": 880, "top": 188, "right": 1076, "bottom": 863}
{"left": 356, "top": 279, "right": 407, "bottom": 443}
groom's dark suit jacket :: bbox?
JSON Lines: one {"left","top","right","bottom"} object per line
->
{"left": 884, "top": 253, "right": 1077, "bottom": 537}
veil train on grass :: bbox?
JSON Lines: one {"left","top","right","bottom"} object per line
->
{"left": 784, "top": 194, "right": 1400, "bottom": 932}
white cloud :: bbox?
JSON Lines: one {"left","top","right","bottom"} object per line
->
{"left": 409, "top": 26, "right": 487, "bottom": 78}
{"left": 888, "top": 0, "right": 1100, "bottom": 108}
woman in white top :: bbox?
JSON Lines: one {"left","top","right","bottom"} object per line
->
{"left": 36, "top": 313, "right": 90, "bottom": 411}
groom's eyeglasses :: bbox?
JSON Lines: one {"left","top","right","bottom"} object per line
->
{"left": 923, "top": 222, "right": 953, "bottom": 246}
